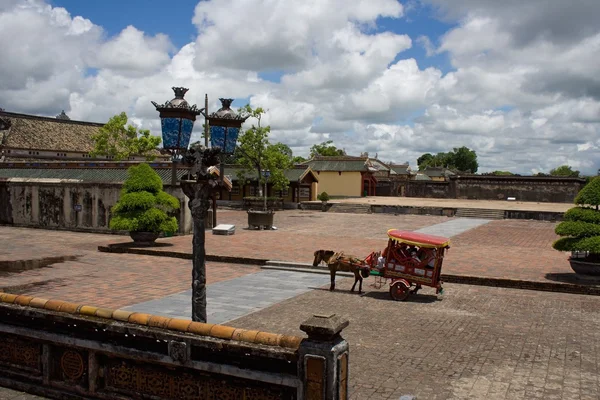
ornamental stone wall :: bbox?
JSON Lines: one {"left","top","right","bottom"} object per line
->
{"left": 0, "top": 178, "right": 193, "bottom": 234}
{"left": 0, "top": 293, "right": 350, "bottom": 400}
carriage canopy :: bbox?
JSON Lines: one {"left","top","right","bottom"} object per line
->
{"left": 387, "top": 229, "right": 450, "bottom": 249}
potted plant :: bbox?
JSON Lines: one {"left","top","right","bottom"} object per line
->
{"left": 109, "top": 163, "right": 180, "bottom": 244}
{"left": 553, "top": 176, "right": 600, "bottom": 275}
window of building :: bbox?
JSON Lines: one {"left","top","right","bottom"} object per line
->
{"left": 249, "top": 186, "right": 256, "bottom": 196}
{"left": 281, "top": 187, "right": 289, "bottom": 196}
{"left": 231, "top": 185, "right": 240, "bottom": 196}
{"left": 299, "top": 187, "right": 310, "bottom": 198}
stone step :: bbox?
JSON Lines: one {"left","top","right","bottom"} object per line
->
{"left": 328, "top": 203, "right": 372, "bottom": 214}
{"left": 455, "top": 208, "right": 505, "bottom": 219}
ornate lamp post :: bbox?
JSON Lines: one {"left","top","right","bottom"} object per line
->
{"left": 179, "top": 98, "right": 247, "bottom": 323}
{"left": 152, "top": 87, "right": 204, "bottom": 186}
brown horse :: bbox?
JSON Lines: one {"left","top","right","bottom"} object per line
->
{"left": 313, "top": 250, "right": 371, "bottom": 294}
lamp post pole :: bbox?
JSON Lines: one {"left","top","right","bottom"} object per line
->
{"left": 178, "top": 97, "right": 247, "bottom": 322}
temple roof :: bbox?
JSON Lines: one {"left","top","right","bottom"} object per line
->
{"left": 0, "top": 110, "right": 104, "bottom": 152}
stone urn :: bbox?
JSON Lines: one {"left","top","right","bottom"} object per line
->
{"left": 247, "top": 209, "right": 275, "bottom": 230}
{"left": 130, "top": 231, "right": 160, "bottom": 244}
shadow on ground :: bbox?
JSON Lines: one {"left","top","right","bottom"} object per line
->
{"left": 545, "top": 272, "right": 600, "bottom": 286}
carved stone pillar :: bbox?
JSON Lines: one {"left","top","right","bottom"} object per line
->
{"left": 298, "top": 314, "right": 350, "bottom": 400}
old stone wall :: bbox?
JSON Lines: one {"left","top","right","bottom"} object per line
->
{"left": 0, "top": 179, "right": 192, "bottom": 234}
{"left": 403, "top": 176, "right": 585, "bottom": 203}
{"left": 405, "top": 181, "right": 450, "bottom": 198}
{"left": 451, "top": 176, "right": 585, "bottom": 203}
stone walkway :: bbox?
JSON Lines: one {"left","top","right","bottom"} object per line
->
{"left": 124, "top": 270, "right": 331, "bottom": 324}
{"left": 330, "top": 195, "right": 573, "bottom": 212}
{"left": 414, "top": 218, "right": 491, "bottom": 237}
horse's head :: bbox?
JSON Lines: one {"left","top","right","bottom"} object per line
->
{"left": 313, "top": 250, "right": 335, "bottom": 266}
{"left": 360, "top": 266, "right": 371, "bottom": 279}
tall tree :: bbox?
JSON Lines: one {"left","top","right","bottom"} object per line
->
{"left": 309, "top": 140, "right": 345, "bottom": 157}
{"left": 91, "top": 112, "right": 161, "bottom": 161}
{"left": 550, "top": 165, "right": 580, "bottom": 177}
{"left": 417, "top": 147, "right": 478, "bottom": 173}
{"left": 417, "top": 153, "right": 434, "bottom": 170}
{"left": 236, "top": 105, "right": 292, "bottom": 204}
{"left": 451, "top": 146, "right": 478, "bottom": 173}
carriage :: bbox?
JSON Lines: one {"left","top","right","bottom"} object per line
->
{"left": 365, "top": 229, "right": 451, "bottom": 301}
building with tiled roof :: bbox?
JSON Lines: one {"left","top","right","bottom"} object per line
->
{"left": 0, "top": 110, "right": 168, "bottom": 162}
{"left": 300, "top": 155, "right": 383, "bottom": 197}
{"left": 0, "top": 161, "right": 318, "bottom": 203}
{"left": 422, "top": 167, "right": 455, "bottom": 181}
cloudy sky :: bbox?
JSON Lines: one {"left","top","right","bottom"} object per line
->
{"left": 1, "top": 0, "right": 599, "bottom": 174}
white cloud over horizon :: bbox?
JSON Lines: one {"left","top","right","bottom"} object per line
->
{"left": 0, "top": 0, "right": 599, "bottom": 175}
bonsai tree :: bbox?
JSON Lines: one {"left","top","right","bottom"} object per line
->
{"left": 110, "top": 163, "right": 180, "bottom": 239}
{"left": 318, "top": 191, "right": 330, "bottom": 203}
{"left": 553, "top": 176, "right": 600, "bottom": 263}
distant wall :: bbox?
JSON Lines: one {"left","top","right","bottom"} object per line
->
{"left": 451, "top": 175, "right": 585, "bottom": 203}
{"left": 0, "top": 178, "right": 192, "bottom": 234}
{"left": 405, "top": 181, "right": 450, "bottom": 198}
{"left": 404, "top": 176, "right": 586, "bottom": 203}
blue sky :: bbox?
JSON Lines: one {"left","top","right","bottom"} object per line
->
{"left": 51, "top": 0, "right": 455, "bottom": 80}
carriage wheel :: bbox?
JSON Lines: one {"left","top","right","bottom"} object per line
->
{"left": 389, "top": 281, "right": 410, "bottom": 301}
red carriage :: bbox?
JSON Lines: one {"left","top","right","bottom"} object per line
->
{"left": 365, "top": 229, "right": 451, "bottom": 301}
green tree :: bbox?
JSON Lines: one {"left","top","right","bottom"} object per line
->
{"left": 550, "top": 165, "right": 580, "bottom": 177}
{"left": 417, "top": 147, "right": 478, "bottom": 173}
{"left": 91, "top": 112, "right": 161, "bottom": 161}
{"left": 486, "top": 171, "right": 514, "bottom": 176}
{"left": 292, "top": 155, "right": 307, "bottom": 164}
{"left": 236, "top": 105, "right": 292, "bottom": 206}
{"left": 417, "top": 153, "right": 434, "bottom": 170}
{"left": 109, "top": 163, "right": 180, "bottom": 234}
{"left": 309, "top": 140, "right": 345, "bottom": 157}
{"left": 451, "top": 146, "right": 478, "bottom": 173}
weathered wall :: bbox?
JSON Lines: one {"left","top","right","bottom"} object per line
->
{"left": 403, "top": 176, "right": 586, "bottom": 203}
{"left": 0, "top": 178, "right": 192, "bottom": 234}
{"left": 405, "top": 181, "right": 450, "bottom": 198}
{"left": 451, "top": 176, "right": 585, "bottom": 203}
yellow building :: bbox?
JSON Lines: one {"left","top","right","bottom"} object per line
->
{"left": 300, "top": 156, "right": 380, "bottom": 197}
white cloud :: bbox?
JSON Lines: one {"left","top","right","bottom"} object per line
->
{"left": 0, "top": 0, "right": 599, "bottom": 175}
{"left": 92, "top": 26, "right": 174, "bottom": 77}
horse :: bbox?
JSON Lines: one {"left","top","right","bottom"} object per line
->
{"left": 313, "top": 250, "right": 371, "bottom": 294}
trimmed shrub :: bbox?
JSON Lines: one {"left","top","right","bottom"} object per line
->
{"left": 317, "top": 191, "right": 330, "bottom": 202}
{"left": 110, "top": 163, "right": 180, "bottom": 234}
{"left": 553, "top": 176, "right": 600, "bottom": 260}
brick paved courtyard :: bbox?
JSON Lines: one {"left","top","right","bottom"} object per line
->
{"left": 230, "top": 280, "right": 600, "bottom": 400}
{"left": 0, "top": 209, "right": 593, "bottom": 399}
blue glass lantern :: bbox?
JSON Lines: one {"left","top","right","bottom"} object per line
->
{"left": 207, "top": 98, "right": 247, "bottom": 155}
{"left": 151, "top": 87, "right": 203, "bottom": 151}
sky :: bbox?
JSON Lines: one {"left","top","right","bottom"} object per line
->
{"left": 1, "top": 0, "right": 599, "bottom": 175}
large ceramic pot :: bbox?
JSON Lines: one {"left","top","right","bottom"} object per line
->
{"left": 130, "top": 231, "right": 160, "bottom": 244}
{"left": 247, "top": 209, "right": 275, "bottom": 230}
{"left": 569, "top": 257, "right": 600, "bottom": 275}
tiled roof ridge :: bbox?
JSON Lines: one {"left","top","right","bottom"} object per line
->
{"left": 0, "top": 110, "right": 105, "bottom": 127}
{"left": 310, "top": 155, "right": 366, "bottom": 161}
{"left": 0, "top": 292, "right": 302, "bottom": 350}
